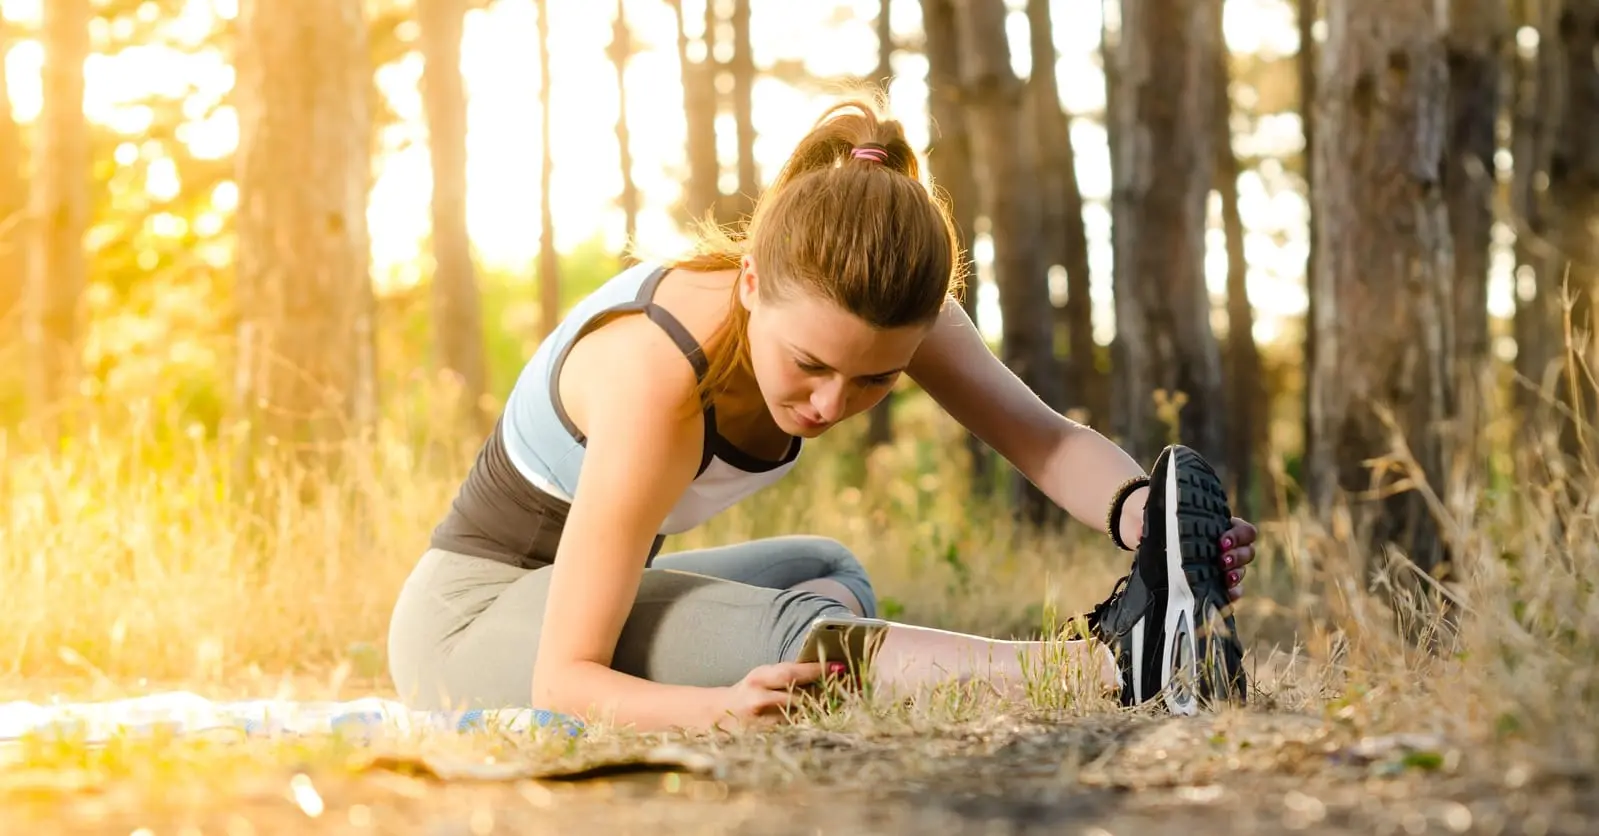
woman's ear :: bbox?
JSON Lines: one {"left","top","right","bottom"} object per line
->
{"left": 737, "top": 255, "right": 760, "bottom": 312}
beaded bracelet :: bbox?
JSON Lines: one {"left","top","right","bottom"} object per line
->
{"left": 1105, "top": 475, "right": 1150, "bottom": 551}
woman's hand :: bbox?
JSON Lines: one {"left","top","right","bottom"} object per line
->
{"left": 710, "top": 662, "right": 828, "bottom": 728}
{"left": 1218, "top": 517, "right": 1257, "bottom": 601}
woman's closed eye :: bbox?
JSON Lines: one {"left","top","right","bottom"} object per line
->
{"left": 794, "top": 356, "right": 898, "bottom": 387}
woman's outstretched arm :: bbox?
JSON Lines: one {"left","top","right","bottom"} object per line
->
{"left": 905, "top": 301, "right": 1151, "bottom": 545}
{"left": 907, "top": 301, "right": 1257, "bottom": 597}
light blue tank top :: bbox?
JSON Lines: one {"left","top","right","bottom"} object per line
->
{"left": 499, "top": 262, "right": 803, "bottom": 534}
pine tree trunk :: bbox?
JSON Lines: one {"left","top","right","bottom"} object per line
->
{"left": 921, "top": 0, "right": 991, "bottom": 493}
{"left": 672, "top": 0, "right": 721, "bottom": 227}
{"left": 728, "top": 0, "right": 757, "bottom": 221}
{"left": 420, "top": 0, "right": 488, "bottom": 433}
{"left": 954, "top": 0, "right": 1064, "bottom": 524}
{"left": 235, "top": 0, "right": 376, "bottom": 457}
{"left": 1028, "top": 0, "right": 1102, "bottom": 427}
{"left": 610, "top": 0, "right": 639, "bottom": 252}
{"left": 1511, "top": 0, "right": 1561, "bottom": 421}
{"left": 0, "top": 22, "right": 25, "bottom": 360}
{"left": 1216, "top": 41, "right": 1262, "bottom": 522}
{"left": 1299, "top": 0, "right": 1318, "bottom": 475}
{"left": 536, "top": 0, "right": 560, "bottom": 338}
{"left": 24, "top": 0, "right": 90, "bottom": 428}
{"left": 1307, "top": 0, "right": 1455, "bottom": 581}
{"left": 865, "top": 0, "right": 895, "bottom": 449}
{"left": 1444, "top": 0, "right": 1506, "bottom": 455}
{"left": 1108, "top": 0, "right": 1228, "bottom": 473}
{"left": 1549, "top": 1, "right": 1599, "bottom": 462}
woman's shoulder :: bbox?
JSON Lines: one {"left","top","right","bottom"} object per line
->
{"left": 558, "top": 297, "right": 704, "bottom": 422}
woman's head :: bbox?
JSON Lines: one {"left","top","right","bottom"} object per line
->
{"left": 677, "top": 99, "right": 965, "bottom": 437}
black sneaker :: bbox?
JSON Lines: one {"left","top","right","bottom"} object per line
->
{"left": 1083, "top": 445, "right": 1247, "bottom": 714}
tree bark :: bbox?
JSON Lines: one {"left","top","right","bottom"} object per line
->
{"left": 420, "top": 0, "right": 489, "bottom": 433}
{"left": 866, "top": 0, "right": 895, "bottom": 449}
{"left": 235, "top": 0, "right": 376, "bottom": 457}
{"left": 610, "top": 0, "right": 640, "bottom": 253}
{"left": 0, "top": 21, "right": 26, "bottom": 359}
{"left": 1307, "top": 0, "right": 1455, "bottom": 580}
{"left": 921, "top": 0, "right": 991, "bottom": 493}
{"left": 1548, "top": 1, "right": 1599, "bottom": 462}
{"left": 536, "top": 0, "right": 560, "bottom": 338}
{"left": 1109, "top": 0, "right": 1228, "bottom": 473}
{"left": 24, "top": 0, "right": 90, "bottom": 428}
{"left": 1299, "top": 0, "right": 1319, "bottom": 474}
{"left": 1511, "top": 0, "right": 1561, "bottom": 418}
{"left": 728, "top": 0, "right": 757, "bottom": 221}
{"left": 671, "top": 0, "right": 722, "bottom": 227}
{"left": 953, "top": 0, "right": 1064, "bottom": 524}
{"left": 1216, "top": 40, "right": 1262, "bottom": 522}
{"left": 1028, "top": 0, "right": 1103, "bottom": 427}
{"left": 1443, "top": 0, "right": 1506, "bottom": 436}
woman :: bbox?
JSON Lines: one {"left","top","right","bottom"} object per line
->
{"left": 387, "top": 100, "right": 1258, "bottom": 730}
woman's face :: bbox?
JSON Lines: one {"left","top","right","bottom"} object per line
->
{"left": 737, "top": 258, "right": 932, "bottom": 438}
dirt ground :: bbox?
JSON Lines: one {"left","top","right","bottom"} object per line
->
{"left": 4, "top": 704, "right": 1595, "bottom": 836}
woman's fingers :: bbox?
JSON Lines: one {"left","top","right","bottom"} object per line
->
{"left": 1218, "top": 517, "right": 1257, "bottom": 603}
{"left": 1225, "top": 517, "right": 1257, "bottom": 545}
{"left": 747, "top": 661, "right": 826, "bottom": 691}
{"left": 1221, "top": 545, "right": 1255, "bottom": 569}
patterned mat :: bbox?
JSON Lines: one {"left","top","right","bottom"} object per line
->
{"left": 0, "top": 690, "right": 583, "bottom": 749}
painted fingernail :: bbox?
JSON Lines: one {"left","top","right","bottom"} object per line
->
{"left": 1223, "top": 554, "right": 1234, "bottom": 567}
{"left": 828, "top": 662, "right": 846, "bottom": 675}
{"left": 1228, "top": 571, "right": 1240, "bottom": 584}
{"left": 1221, "top": 537, "right": 1233, "bottom": 550}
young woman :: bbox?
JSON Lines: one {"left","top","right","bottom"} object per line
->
{"left": 387, "top": 100, "right": 1258, "bottom": 730}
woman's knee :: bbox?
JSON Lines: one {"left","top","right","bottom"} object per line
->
{"left": 791, "top": 536, "right": 877, "bottom": 619}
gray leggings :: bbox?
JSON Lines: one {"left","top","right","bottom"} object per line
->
{"left": 385, "top": 536, "right": 878, "bottom": 710}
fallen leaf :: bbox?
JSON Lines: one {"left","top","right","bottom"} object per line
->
{"left": 351, "top": 743, "right": 719, "bottom": 783}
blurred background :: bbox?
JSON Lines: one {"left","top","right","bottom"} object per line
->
{"left": 0, "top": 0, "right": 1594, "bottom": 687}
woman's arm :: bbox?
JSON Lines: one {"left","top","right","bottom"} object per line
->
{"left": 529, "top": 315, "right": 735, "bottom": 730}
{"left": 906, "top": 301, "right": 1151, "bottom": 547}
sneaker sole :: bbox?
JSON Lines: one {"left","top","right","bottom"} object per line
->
{"left": 1159, "top": 447, "right": 1245, "bottom": 714}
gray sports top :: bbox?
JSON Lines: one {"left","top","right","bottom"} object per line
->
{"left": 429, "top": 262, "right": 802, "bottom": 569}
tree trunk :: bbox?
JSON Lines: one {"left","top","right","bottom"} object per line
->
{"left": 536, "top": 0, "right": 560, "bottom": 338}
{"left": 1216, "top": 39, "right": 1262, "bottom": 522}
{"left": 1443, "top": 0, "right": 1506, "bottom": 453}
{"left": 866, "top": 0, "right": 895, "bottom": 449}
{"left": 419, "top": 0, "right": 488, "bottom": 434}
{"left": 954, "top": 0, "right": 1064, "bottom": 524}
{"left": 671, "top": 0, "right": 721, "bottom": 227}
{"left": 1299, "top": 0, "right": 1318, "bottom": 477}
{"left": 728, "top": 0, "right": 757, "bottom": 221}
{"left": 1511, "top": 0, "right": 1557, "bottom": 416}
{"left": 0, "top": 21, "right": 26, "bottom": 361}
{"left": 24, "top": 0, "right": 90, "bottom": 429}
{"left": 1548, "top": 1, "right": 1599, "bottom": 462}
{"left": 1109, "top": 0, "right": 1228, "bottom": 473}
{"left": 610, "top": 0, "right": 640, "bottom": 253}
{"left": 235, "top": 0, "right": 376, "bottom": 457}
{"left": 1028, "top": 0, "right": 1102, "bottom": 427}
{"left": 921, "top": 0, "right": 991, "bottom": 493}
{"left": 1307, "top": 0, "right": 1455, "bottom": 581}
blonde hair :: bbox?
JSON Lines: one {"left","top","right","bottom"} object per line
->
{"left": 665, "top": 98, "right": 967, "bottom": 410}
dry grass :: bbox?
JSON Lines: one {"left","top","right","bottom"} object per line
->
{"left": 1, "top": 360, "right": 1596, "bottom": 832}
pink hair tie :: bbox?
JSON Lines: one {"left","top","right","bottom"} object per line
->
{"left": 851, "top": 145, "right": 889, "bottom": 165}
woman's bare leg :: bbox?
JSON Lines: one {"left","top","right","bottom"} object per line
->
{"left": 863, "top": 623, "right": 1118, "bottom": 702}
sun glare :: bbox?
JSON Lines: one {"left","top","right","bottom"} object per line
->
{"left": 0, "top": 0, "right": 1331, "bottom": 336}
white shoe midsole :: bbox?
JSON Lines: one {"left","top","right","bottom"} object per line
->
{"left": 1160, "top": 457, "right": 1198, "bottom": 715}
